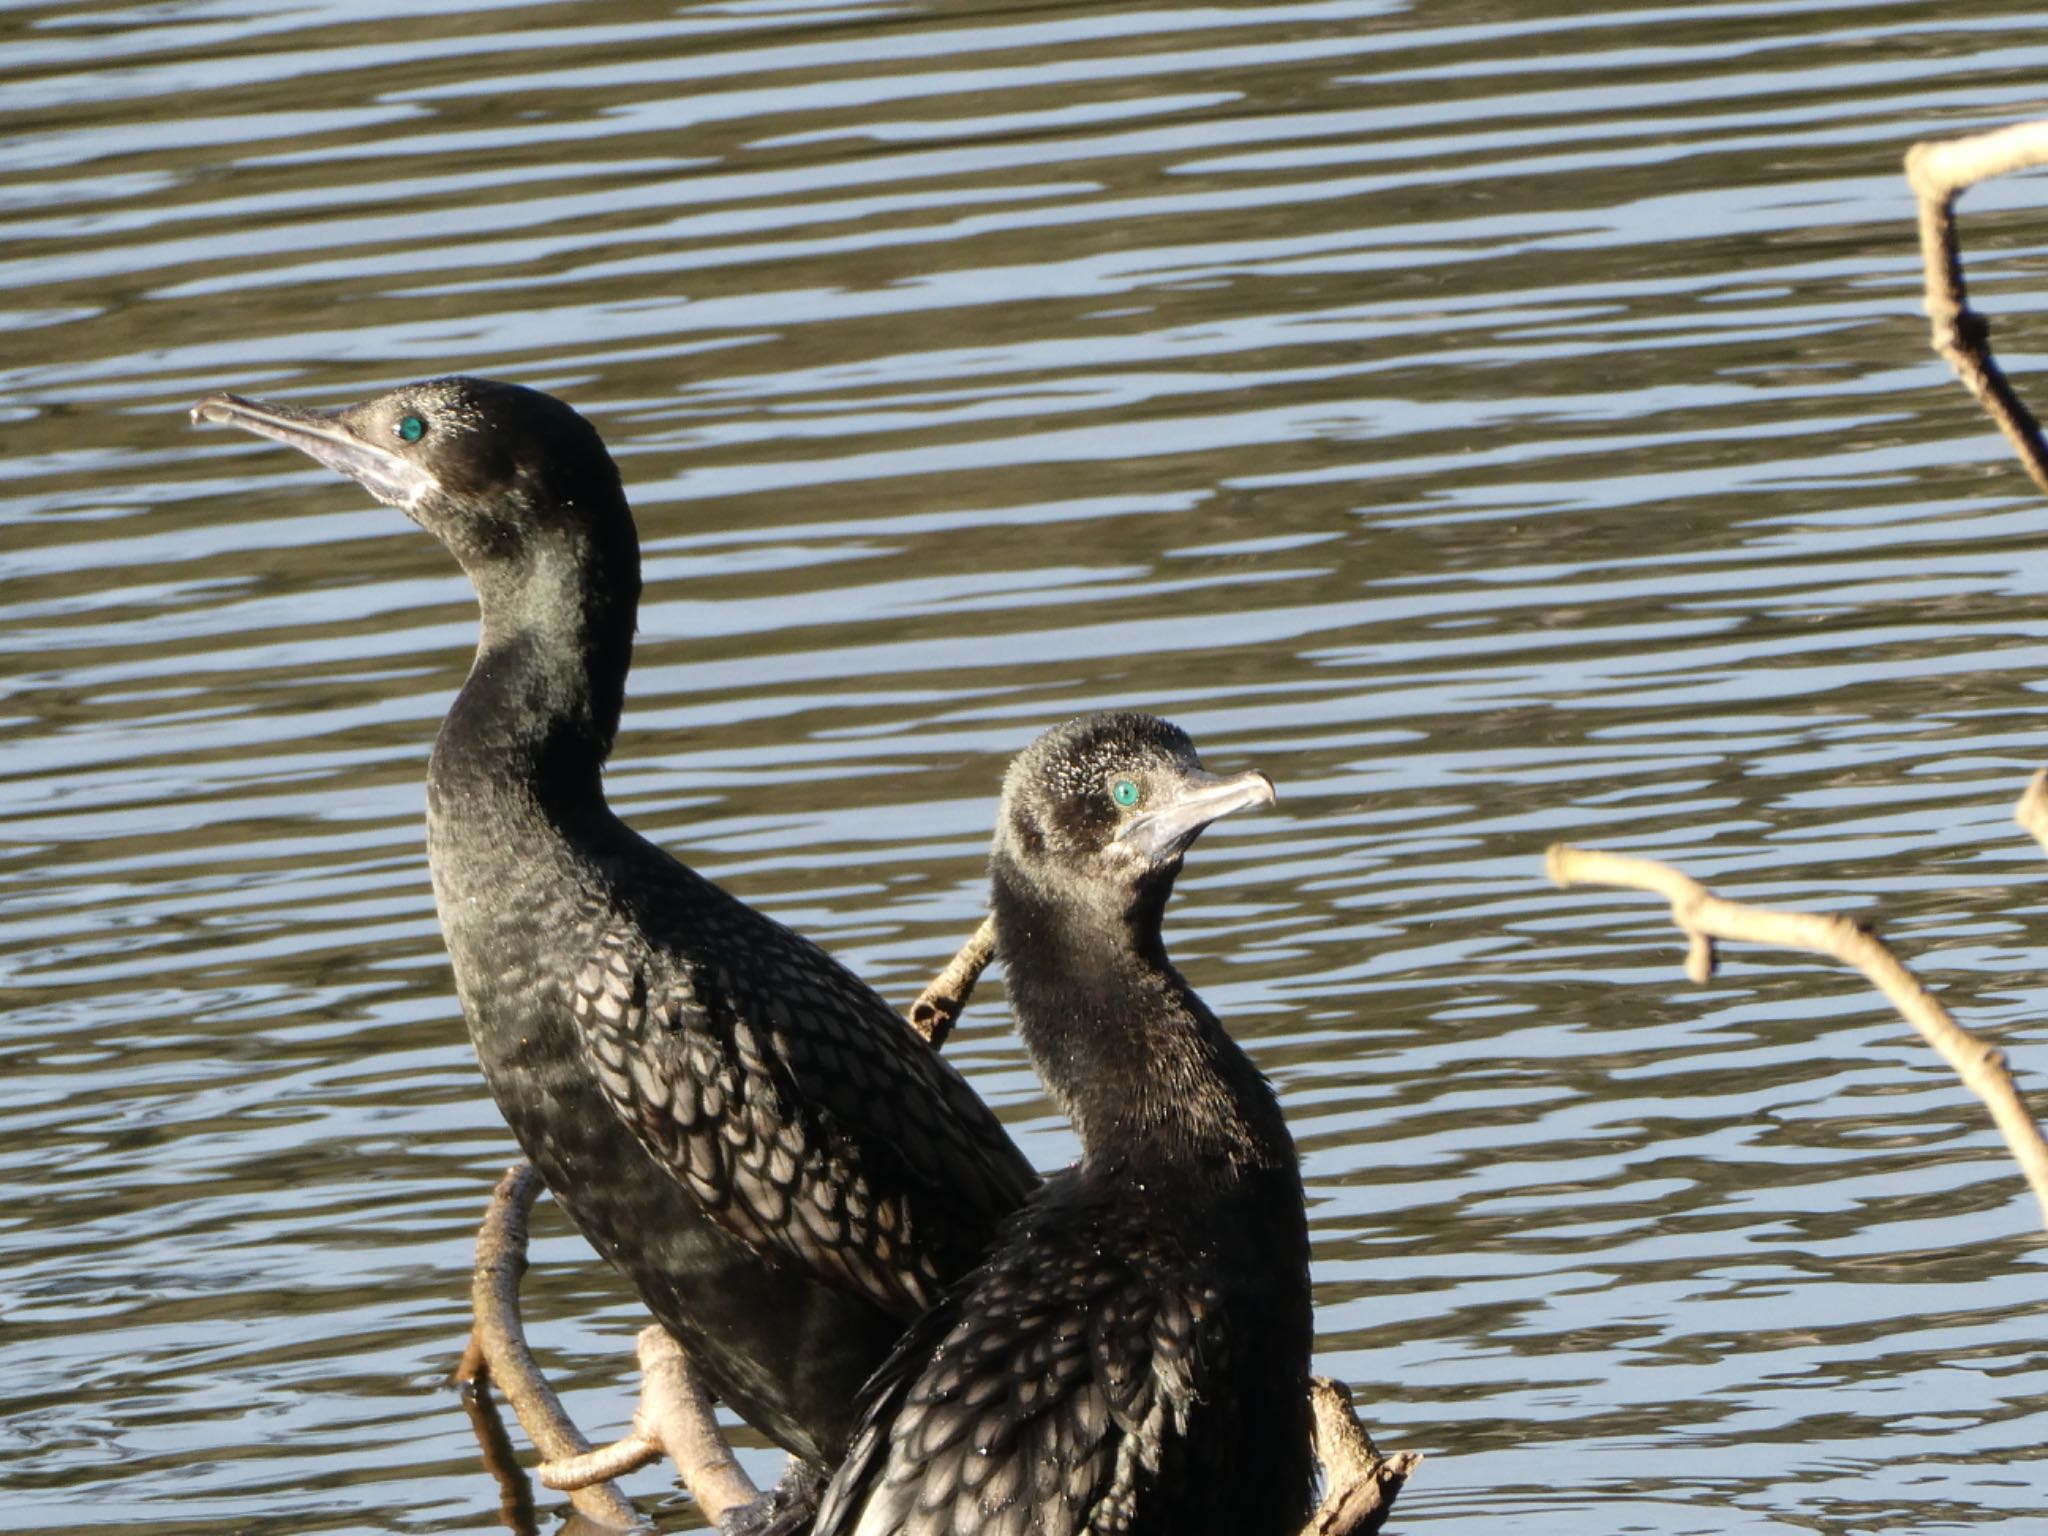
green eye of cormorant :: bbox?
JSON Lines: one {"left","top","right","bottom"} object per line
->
{"left": 1111, "top": 778, "right": 1141, "bottom": 808}
{"left": 396, "top": 414, "right": 427, "bottom": 443}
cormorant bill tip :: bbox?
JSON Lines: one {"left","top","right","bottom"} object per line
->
{"left": 186, "top": 388, "right": 439, "bottom": 511}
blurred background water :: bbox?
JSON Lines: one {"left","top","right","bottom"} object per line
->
{"left": 5, "top": 0, "right": 2048, "bottom": 1531}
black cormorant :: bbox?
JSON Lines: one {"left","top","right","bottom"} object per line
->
{"left": 812, "top": 711, "right": 1314, "bottom": 1536}
{"left": 191, "top": 376, "right": 1037, "bottom": 1468}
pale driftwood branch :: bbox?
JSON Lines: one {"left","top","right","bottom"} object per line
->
{"left": 906, "top": 915, "right": 996, "bottom": 1047}
{"left": 1302, "top": 1377, "right": 1420, "bottom": 1536}
{"left": 1546, "top": 843, "right": 2048, "bottom": 1229}
{"left": 626, "top": 1328, "right": 761, "bottom": 1516}
{"left": 462, "top": 1169, "right": 760, "bottom": 1527}
{"left": 458, "top": 1161, "right": 644, "bottom": 1529}
{"left": 1905, "top": 119, "right": 2048, "bottom": 497}
{"left": 539, "top": 1327, "right": 760, "bottom": 1525}
{"left": 537, "top": 1435, "right": 661, "bottom": 1493}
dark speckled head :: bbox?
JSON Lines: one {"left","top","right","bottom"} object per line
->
{"left": 985, "top": 715, "right": 1295, "bottom": 1187}
{"left": 194, "top": 375, "right": 642, "bottom": 751}
{"left": 997, "top": 711, "right": 1275, "bottom": 884}
{"left": 190, "top": 376, "right": 631, "bottom": 580}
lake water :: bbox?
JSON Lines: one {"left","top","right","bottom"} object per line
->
{"left": 4, "top": 0, "right": 2047, "bottom": 1531}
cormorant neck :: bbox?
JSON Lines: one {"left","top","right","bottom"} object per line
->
{"left": 432, "top": 520, "right": 640, "bottom": 817}
{"left": 989, "top": 850, "right": 1292, "bottom": 1180}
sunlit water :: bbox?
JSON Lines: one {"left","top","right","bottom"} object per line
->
{"left": 4, "top": 1, "right": 2047, "bottom": 1531}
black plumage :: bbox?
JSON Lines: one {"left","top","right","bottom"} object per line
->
{"left": 813, "top": 712, "right": 1314, "bottom": 1536}
{"left": 190, "top": 376, "right": 1037, "bottom": 1466}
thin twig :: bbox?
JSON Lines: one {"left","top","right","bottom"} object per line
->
{"left": 1904, "top": 119, "right": 2048, "bottom": 497}
{"left": 906, "top": 915, "right": 997, "bottom": 1047}
{"left": 1547, "top": 844, "right": 2048, "bottom": 1229}
{"left": 1301, "top": 1377, "right": 1420, "bottom": 1536}
{"left": 536, "top": 1414, "right": 662, "bottom": 1489}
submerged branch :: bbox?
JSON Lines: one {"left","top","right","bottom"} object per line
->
{"left": 458, "top": 1355, "right": 541, "bottom": 1536}
{"left": 1546, "top": 843, "right": 2048, "bottom": 1229}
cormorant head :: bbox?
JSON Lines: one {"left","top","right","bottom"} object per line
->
{"left": 190, "top": 376, "right": 635, "bottom": 591}
{"left": 994, "top": 711, "right": 1275, "bottom": 919}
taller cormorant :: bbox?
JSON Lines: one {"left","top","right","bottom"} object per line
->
{"left": 812, "top": 711, "right": 1314, "bottom": 1536}
{"left": 191, "top": 376, "right": 1037, "bottom": 1468}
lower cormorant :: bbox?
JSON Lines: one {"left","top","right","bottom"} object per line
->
{"left": 812, "top": 711, "right": 1314, "bottom": 1536}
{"left": 190, "top": 376, "right": 1037, "bottom": 1468}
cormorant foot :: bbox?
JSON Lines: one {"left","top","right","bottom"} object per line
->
{"left": 719, "top": 1460, "right": 825, "bottom": 1536}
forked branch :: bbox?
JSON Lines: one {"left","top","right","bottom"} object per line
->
{"left": 1546, "top": 843, "right": 2048, "bottom": 1229}
{"left": 1905, "top": 118, "right": 2048, "bottom": 496}
{"left": 457, "top": 1161, "right": 644, "bottom": 1529}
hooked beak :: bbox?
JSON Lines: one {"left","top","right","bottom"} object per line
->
{"left": 1113, "top": 768, "right": 1277, "bottom": 865}
{"left": 190, "top": 392, "right": 439, "bottom": 512}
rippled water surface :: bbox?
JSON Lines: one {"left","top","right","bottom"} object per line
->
{"left": 7, "top": 0, "right": 2048, "bottom": 1531}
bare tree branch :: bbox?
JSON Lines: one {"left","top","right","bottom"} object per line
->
{"left": 906, "top": 915, "right": 996, "bottom": 1047}
{"left": 1303, "top": 1377, "right": 1421, "bottom": 1536}
{"left": 539, "top": 1327, "right": 760, "bottom": 1526}
{"left": 1905, "top": 119, "right": 2048, "bottom": 497}
{"left": 1546, "top": 843, "right": 2048, "bottom": 1229}
{"left": 536, "top": 1433, "right": 662, "bottom": 1495}
{"left": 457, "top": 1161, "right": 645, "bottom": 1529}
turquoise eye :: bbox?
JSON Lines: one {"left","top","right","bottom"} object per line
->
{"left": 1111, "top": 778, "right": 1141, "bottom": 808}
{"left": 396, "top": 414, "right": 426, "bottom": 443}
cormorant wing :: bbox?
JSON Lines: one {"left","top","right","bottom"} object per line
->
{"left": 812, "top": 1192, "right": 1226, "bottom": 1536}
{"left": 567, "top": 873, "right": 1037, "bottom": 1321}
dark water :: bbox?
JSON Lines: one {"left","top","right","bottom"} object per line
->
{"left": 5, "top": 0, "right": 2048, "bottom": 1531}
